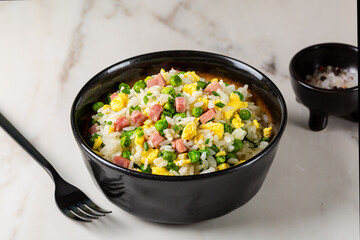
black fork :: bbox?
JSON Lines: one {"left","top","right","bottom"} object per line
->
{"left": 0, "top": 112, "right": 111, "bottom": 222}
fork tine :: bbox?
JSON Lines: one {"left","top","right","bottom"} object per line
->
{"left": 76, "top": 202, "right": 105, "bottom": 217}
{"left": 63, "top": 208, "right": 92, "bottom": 223}
{"left": 69, "top": 205, "right": 99, "bottom": 220}
{"left": 83, "top": 199, "right": 112, "bottom": 214}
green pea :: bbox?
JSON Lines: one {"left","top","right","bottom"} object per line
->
{"left": 232, "top": 139, "right": 244, "bottom": 152}
{"left": 161, "top": 87, "right": 175, "bottom": 96}
{"left": 239, "top": 109, "right": 251, "bottom": 120}
{"left": 188, "top": 150, "right": 200, "bottom": 163}
{"left": 140, "top": 164, "right": 152, "bottom": 173}
{"left": 166, "top": 161, "right": 179, "bottom": 171}
{"left": 199, "top": 148, "right": 210, "bottom": 158}
{"left": 118, "top": 83, "right": 130, "bottom": 91}
{"left": 174, "top": 112, "right": 186, "bottom": 118}
{"left": 222, "top": 123, "right": 234, "bottom": 133}
{"left": 162, "top": 151, "right": 177, "bottom": 161}
{"left": 121, "top": 150, "right": 131, "bottom": 160}
{"left": 133, "top": 80, "right": 146, "bottom": 93}
{"left": 164, "top": 102, "right": 176, "bottom": 114}
{"left": 216, "top": 156, "right": 226, "bottom": 164}
{"left": 192, "top": 107, "right": 203, "bottom": 117}
{"left": 130, "top": 105, "right": 141, "bottom": 114}
{"left": 226, "top": 152, "right": 237, "bottom": 160}
{"left": 170, "top": 75, "right": 182, "bottom": 87}
{"left": 197, "top": 81, "right": 208, "bottom": 90}
{"left": 105, "top": 93, "right": 112, "bottom": 104}
{"left": 155, "top": 119, "right": 168, "bottom": 131}
{"left": 92, "top": 102, "right": 104, "bottom": 112}
{"left": 144, "top": 76, "right": 153, "bottom": 82}
{"left": 120, "top": 135, "right": 131, "bottom": 148}
{"left": 209, "top": 144, "right": 219, "bottom": 153}
{"left": 88, "top": 135, "right": 97, "bottom": 148}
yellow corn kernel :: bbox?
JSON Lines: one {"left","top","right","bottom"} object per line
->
{"left": 263, "top": 126, "right": 273, "bottom": 138}
{"left": 215, "top": 151, "right": 226, "bottom": 157}
{"left": 217, "top": 163, "right": 229, "bottom": 171}
{"left": 103, "top": 104, "right": 110, "bottom": 110}
{"left": 253, "top": 119, "right": 260, "bottom": 129}
{"left": 211, "top": 78, "right": 219, "bottom": 82}
{"left": 236, "top": 159, "right": 247, "bottom": 165}
{"left": 92, "top": 136, "right": 102, "bottom": 150}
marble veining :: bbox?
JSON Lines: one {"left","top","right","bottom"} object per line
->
{"left": 0, "top": 0, "right": 358, "bottom": 239}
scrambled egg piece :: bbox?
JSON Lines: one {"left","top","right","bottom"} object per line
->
{"left": 108, "top": 126, "right": 115, "bottom": 134}
{"left": 231, "top": 113, "right": 244, "bottom": 128}
{"left": 135, "top": 134, "right": 145, "bottom": 146}
{"left": 223, "top": 92, "right": 248, "bottom": 120}
{"left": 201, "top": 122, "right": 224, "bottom": 139}
{"left": 184, "top": 71, "right": 200, "bottom": 82}
{"left": 253, "top": 119, "right": 260, "bottom": 129}
{"left": 141, "top": 149, "right": 159, "bottom": 164}
{"left": 194, "top": 134, "right": 204, "bottom": 145}
{"left": 110, "top": 93, "right": 128, "bottom": 111}
{"left": 217, "top": 163, "right": 229, "bottom": 171}
{"left": 182, "top": 121, "right": 198, "bottom": 140}
{"left": 103, "top": 104, "right": 110, "bottom": 110}
{"left": 151, "top": 166, "right": 172, "bottom": 176}
{"left": 215, "top": 151, "right": 226, "bottom": 157}
{"left": 174, "top": 159, "right": 191, "bottom": 167}
{"left": 183, "top": 83, "right": 197, "bottom": 95}
{"left": 92, "top": 136, "right": 102, "bottom": 150}
{"left": 263, "top": 126, "right": 272, "bottom": 138}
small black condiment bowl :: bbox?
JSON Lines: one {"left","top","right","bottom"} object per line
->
{"left": 289, "top": 43, "right": 358, "bottom": 131}
{"left": 71, "top": 51, "right": 287, "bottom": 224}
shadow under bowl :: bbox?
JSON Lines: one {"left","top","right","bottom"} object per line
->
{"left": 289, "top": 43, "right": 358, "bottom": 131}
{"left": 71, "top": 50, "right": 287, "bottom": 224}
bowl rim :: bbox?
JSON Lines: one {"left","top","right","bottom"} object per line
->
{"left": 289, "top": 42, "right": 358, "bottom": 93}
{"left": 71, "top": 50, "right": 287, "bottom": 181}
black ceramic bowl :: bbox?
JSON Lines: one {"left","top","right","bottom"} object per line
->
{"left": 71, "top": 50, "right": 287, "bottom": 224}
{"left": 290, "top": 43, "right": 358, "bottom": 131}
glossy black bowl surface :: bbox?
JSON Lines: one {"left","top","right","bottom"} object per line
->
{"left": 289, "top": 43, "right": 358, "bottom": 131}
{"left": 71, "top": 50, "right": 287, "bottom": 224}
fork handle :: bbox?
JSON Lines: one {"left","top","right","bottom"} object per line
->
{"left": 0, "top": 112, "right": 61, "bottom": 181}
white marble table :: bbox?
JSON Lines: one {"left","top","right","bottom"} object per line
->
{"left": 0, "top": 1, "right": 358, "bottom": 239}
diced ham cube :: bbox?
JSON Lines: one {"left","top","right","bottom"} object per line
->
{"left": 146, "top": 73, "right": 166, "bottom": 88}
{"left": 110, "top": 93, "right": 118, "bottom": 101}
{"left": 149, "top": 131, "right": 164, "bottom": 148}
{"left": 114, "top": 116, "right": 129, "bottom": 132}
{"left": 149, "top": 104, "right": 163, "bottom": 122}
{"left": 172, "top": 138, "right": 187, "bottom": 153}
{"left": 130, "top": 110, "right": 147, "bottom": 126}
{"left": 175, "top": 97, "right": 186, "bottom": 113}
{"left": 113, "top": 156, "right": 130, "bottom": 168}
{"left": 88, "top": 123, "right": 99, "bottom": 135}
{"left": 204, "top": 81, "right": 223, "bottom": 94}
{"left": 199, "top": 108, "right": 216, "bottom": 124}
